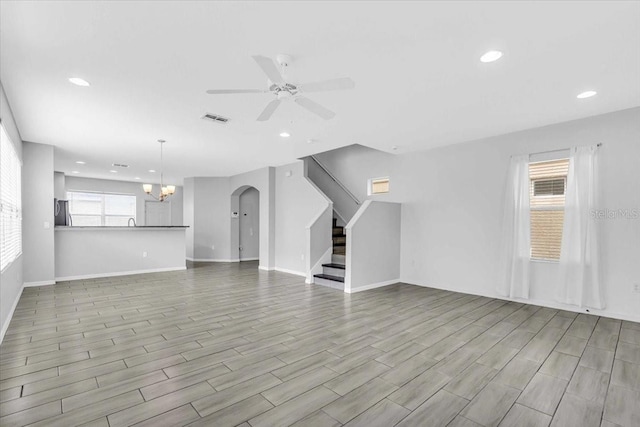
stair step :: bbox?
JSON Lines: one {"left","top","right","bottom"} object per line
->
{"left": 332, "top": 254, "right": 346, "bottom": 264}
{"left": 333, "top": 242, "right": 345, "bottom": 247}
{"left": 333, "top": 247, "right": 346, "bottom": 255}
{"left": 333, "top": 236, "right": 346, "bottom": 244}
{"left": 322, "top": 263, "right": 345, "bottom": 269}
{"left": 332, "top": 229, "right": 344, "bottom": 236}
{"left": 313, "top": 273, "right": 345, "bottom": 283}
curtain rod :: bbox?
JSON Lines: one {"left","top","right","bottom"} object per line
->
{"left": 530, "top": 143, "right": 602, "bottom": 156}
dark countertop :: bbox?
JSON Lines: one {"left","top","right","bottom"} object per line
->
{"left": 55, "top": 226, "right": 189, "bottom": 230}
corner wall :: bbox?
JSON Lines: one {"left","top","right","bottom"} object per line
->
{"left": 274, "top": 161, "right": 329, "bottom": 276}
{"left": 22, "top": 142, "right": 55, "bottom": 285}
{"left": 312, "top": 108, "right": 640, "bottom": 320}
{"left": 183, "top": 167, "right": 276, "bottom": 268}
{"left": 401, "top": 109, "right": 640, "bottom": 321}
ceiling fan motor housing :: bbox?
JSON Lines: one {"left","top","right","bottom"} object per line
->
{"left": 276, "top": 54, "right": 292, "bottom": 68}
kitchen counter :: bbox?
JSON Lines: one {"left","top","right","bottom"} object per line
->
{"left": 55, "top": 226, "right": 189, "bottom": 230}
{"left": 55, "top": 226, "right": 187, "bottom": 280}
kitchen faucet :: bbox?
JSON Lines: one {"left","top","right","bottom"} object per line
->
{"left": 128, "top": 217, "right": 136, "bottom": 227}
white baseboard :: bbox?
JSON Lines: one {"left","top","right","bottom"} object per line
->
{"left": 0, "top": 283, "right": 24, "bottom": 344}
{"left": 346, "top": 278, "right": 399, "bottom": 294}
{"left": 402, "top": 280, "right": 640, "bottom": 323}
{"left": 274, "top": 267, "right": 306, "bottom": 277}
{"left": 258, "top": 265, "right": 274, "bottom": 271}
{"left": 239, "top": 257, "right": 259, "bottom": 262}
{"left": 55, "top": 266, "right": 187, "bottom": 282}
{"left": 186, "top": 257, "right": 240, "bottom": 263}
{"left": 23, "top": 280, "right": 56, "bottom": 287}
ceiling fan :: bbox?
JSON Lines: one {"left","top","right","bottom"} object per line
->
{"left": 206, "top": 54, "right": 355, "bottom": 121}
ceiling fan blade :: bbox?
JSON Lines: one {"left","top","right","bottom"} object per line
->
{"left": 294, "top": 97, "right": 336, "bottom": 120}
{"left": 252, "top": 55, "right": 285, "bottom": 85}
{"left": 297, "top": 77, "right": 355, "bottom": 93}
{"left": 257, "top": 99, "right": 281, "bottom": 121}
{"left": 206, "top": 89, "right": 267, "bottom": 94}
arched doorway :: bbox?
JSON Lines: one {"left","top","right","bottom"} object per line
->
{"left": 230, "top": 186, "right": 259, "bottom": 262}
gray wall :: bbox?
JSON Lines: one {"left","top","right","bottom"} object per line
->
{"left": 313, "top": 108, "right": 640, "bottom": 320}
{"left": 22, "top": 142, "right": 55, "bottom": 284}
{"left": 65, "top": 176, "right": 183, "bottom": 227}
{"left": 313, "top": 144, "right": 397, "bottom": 205}
{"left": 183, "top": 167, "right": 276, "bottom": 268}
{"left": 192, "top": 177, "right": 230, "bottom": 261}
{"left": 239, "top": 187, "right": 259, "bottom": 260}
{"left": 54, "top": 172, "right": 65, "bottom": 199}
{"left": 183, "top": 177, "right": 195, "bottom": 259}
{"left": 0, "top": 82, "right": 23, "bottom": 340}
{"left": 399, "top": 107, "right": 640, "bottom": 320}
{"left": 183, "top": 162, "right": 329, "bottom": 274}
{"left": 346, "top": 201, "right": 402, "bottom": 292}
{"left": 274, "top": 161, "right": 329, "bottom": 275}
{"left": 230, "top": 167, "right": 276, "bottom": 269}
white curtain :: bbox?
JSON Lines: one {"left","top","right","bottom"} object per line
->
{"left": 557, "top": 145, "right": 603, "bottom": 309}
{"left": 498, "top": 155, "right": 531, "bottom": 299}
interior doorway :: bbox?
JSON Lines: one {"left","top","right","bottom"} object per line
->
{"left": 239, "top": 187, "right": 259, "bottom": 260}
{"left": 230, "top": 186, "right": 260, "bottom": 262}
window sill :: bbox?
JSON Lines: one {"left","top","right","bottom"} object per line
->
{"left": 531, "top": 258, "right": 560, "bottom": 264}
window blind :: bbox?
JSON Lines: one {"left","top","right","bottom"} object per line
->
{"left": 1, "top": 124, "right": 22, "bottom": 271}
{"left": 370, "top": 177, "right": 389, "bottom": 194}
{"left": 529, "top": 158, "right": 569, "bottom": 260}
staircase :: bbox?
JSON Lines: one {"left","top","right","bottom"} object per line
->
{"left": 313, "top": 218, "right": 346, "bottom": 289}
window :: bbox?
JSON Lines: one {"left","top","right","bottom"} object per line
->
{"left": 68, "top": 191, "right": 136, "bottom": 226}
{"left": 529, "top": 158, "right": 569, "bottom": 260}
{"left": 1, "top": 124, "right": 22, "bottom": 271}
{"left": 368, "top": 177, "right": 390, "bottom": 195}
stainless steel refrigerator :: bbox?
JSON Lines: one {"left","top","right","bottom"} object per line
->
{"left": 54, "top": 199, "right": 71, "bottom": 226}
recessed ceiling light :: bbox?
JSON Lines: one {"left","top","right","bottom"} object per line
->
{"left": 480, "top": 50, "right": 503, "bottom": 63}
{"left": 577, "top": 90, "right": 597, "bottom": 99}
{"left": 75, "top": 160, "right": 86, "bottom": 164}
{"left": 109, "top": 170, "right": 117, "bottom": 173}
{"left": 134, "top": 177, "right": 141, "bottom": 180}
{"left": 71, "top": 171, "right": 80, "bottom": 174}
{"left": 68, "top": 77, "right": 90, "bottom": 87}
{"left": 149, "top": 169, "right": 156, "bottom": 173}
{"left": 279, "top": 132, "right": 291, "bottom": 138}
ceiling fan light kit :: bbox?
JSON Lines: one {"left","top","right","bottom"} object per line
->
{"left": 206, "top": 54, "right": 355, "bottom": 121}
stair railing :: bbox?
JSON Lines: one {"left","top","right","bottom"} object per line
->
{"left": 309, "top": 156, "right": 360, "bottom": 206}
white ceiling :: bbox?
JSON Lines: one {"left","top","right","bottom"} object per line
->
{"left": 1, "top": 1, "right": 639, "bottom": 185}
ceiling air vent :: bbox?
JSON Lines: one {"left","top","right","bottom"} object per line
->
{"left": 112, "top": 163, "right": 129, "bottom": 168}
{"left": 202, "top": 113, "right": 229, "bottom": 124}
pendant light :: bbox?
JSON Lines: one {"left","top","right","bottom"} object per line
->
{"left": 143, "top": 139, "right": 175, "bottom": 201}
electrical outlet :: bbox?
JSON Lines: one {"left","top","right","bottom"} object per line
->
{"left": 142, "top": 251, "right": 147, "bottom": 258}
{"left": 633, "top": 283, "right": 640, "bottom": 293}
{"left": 301, "top": 254, "right": 305, "bottom": 260}
{"left": 211, "top": 245, "right": 215, "bottom": 250}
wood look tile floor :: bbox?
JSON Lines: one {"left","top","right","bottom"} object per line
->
{"left": 1, "top": 261, "right": 639, "bottom": 427}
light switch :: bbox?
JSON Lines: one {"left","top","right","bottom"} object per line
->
{"left": 44, "top": 221, "right": 50, "bottom": 229}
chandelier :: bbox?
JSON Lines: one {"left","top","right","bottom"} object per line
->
{"left": 143, "top": 139, "right": 175, "bottom": 202}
